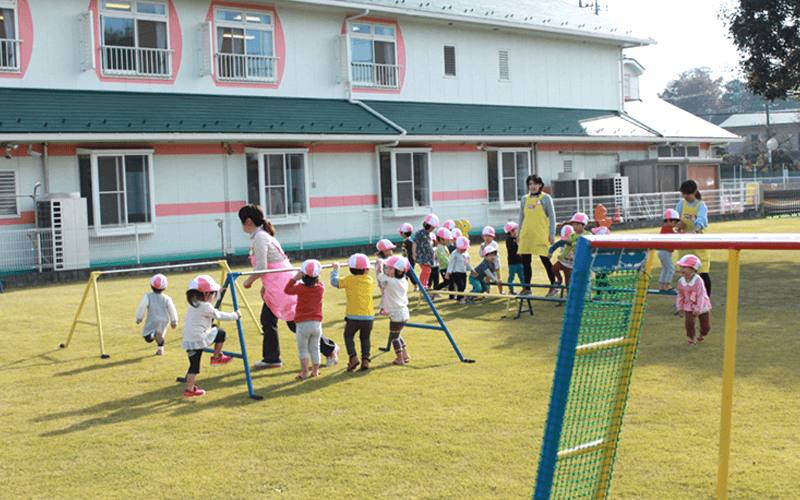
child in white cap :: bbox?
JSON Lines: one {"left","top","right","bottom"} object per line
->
{"left": 181, "top": 275, "right": 241, "bottom": 397}
{"left": 479, "top": 226, "right": 503, "bottom": 294}
{"left": 470, "top": 241, "right": 502, "bottom": 294}
{"left": 413, "top": 214, "right": 439, "bottom": 289}
{"left": 658, "top": 209, "right": 681, "bottom": 292}
{"left": 445, "top": 236, "right": 474, "bottom": 305}
{"left": 546, "top": 213, "right": 589, "bottom": 294}
{"left": 434, "top": 227, "right": 453, "bottom": 298}
{"left": 285, "top": 260, "right": 325, "bottom": 379}
{"left": 676, "top": 254, "right": 712, "bottom": 345}
{"left": 377, "top": 256, "right": 412, "bottom": 365}
{"left": 504, "top": 222, "right": 523, "bottom": 295}
{"left": 135, "top": 273, "right": 178, "bottom": 356}
{"left": 331, "top": 253, "right": 375, "bottom": 372}
{"left": 376, "top": 239, "right": 396, "bottom": 315}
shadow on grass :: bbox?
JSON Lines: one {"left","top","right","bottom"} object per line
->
{"left": 0, "top": 349, "right": 72, "bottom": 371}
{"left": 53, "top": 355, "right": 150, "bottom": 376}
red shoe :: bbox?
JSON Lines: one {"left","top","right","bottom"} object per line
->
{"left": 697, "top": 336, "right": 705, "bottom": 343}
{"left": 183, "top": 386, "right": 205, "bottom": 397}
{"left": 210, "top": 354, "right": 232, "bottom": 365}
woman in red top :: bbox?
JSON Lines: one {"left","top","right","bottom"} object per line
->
{"left": 284, "top": 259, "right": 326, "bottom": 380}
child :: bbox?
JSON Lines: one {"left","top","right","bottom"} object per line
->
{"left": 591, "top": 226, "right": 612, "bottom": 295}
{"left": 480, "top": 226, "right": 503, "bottom": 294}
{"left": 443, "top": 219, "right": 456, "bottom": 232}
{"left": 331, "top": 253, "right": 375, "bottom": 372}
{"left": 547, "top": 213, "right": 589, "bottom": 295}
{"left": 135, "top": 273, "right": 178, "bottom": 355}
{"left": 377, "top": 256, "right": 411, "bottom": 365}
{"left": 376, "top": 239, "right": 396, "bottom": 315}
{"left": 284, "top": 259, "right": 325, "bottom": 380}
{"left": 181, "top": 275, "right": 241, "bottom": 397}
{"left": 428, "top": 232, "right": 441, "bottom": 292}
{"left": 658, "top": 209, "right": 680, "bottom": 292}
{"left": 399, "top": 223, "right": 415, "bottom": 290}
{"left": 449, "top": 228, "right": 462, "bottom": 253}
{"left": 504, "top": 222, "right": 524, "bottom": 295}
{"left": 445, "top": 236, "right": 474, "bottom": 305}
{"left": 434, "top": 227, "right": 453, "bottom": 297}
{"left": 470, "top": 241, "right": 502, "bottom": 294}
{"left": 413, "top": 214, "right": 439, "bottom": 290}
{"left": 676, "top": 254, "right": 712, "bottom": 345}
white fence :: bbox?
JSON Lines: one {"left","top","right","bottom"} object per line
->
{"left": 0, "top": 186, "right": 759, "bottom": 274}
{"left": 351, "top": 62, "right": 400, "bottom": 88}
{"left": 0, "top": 39, "right": 21, "bottom": 71}
{"left": 100, "top": 45, "right": 173, "bottom": 77}
{"left": 216, "top": 53, "right": 277, "bottom": 82}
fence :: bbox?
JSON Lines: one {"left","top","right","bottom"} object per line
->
{"left": 761, "top": 183, "right": 800, "bottom": 217}
{"left": 100, "top": 45, "right": 173, "bottom": 77}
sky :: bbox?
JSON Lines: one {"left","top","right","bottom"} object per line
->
{"left": 566, "top": 0, "right": 742, "bottom": 97}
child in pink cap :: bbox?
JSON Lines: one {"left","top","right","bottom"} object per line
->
{"left": 376, "top": 239, "right": 396, "bottom": 315}
{"left": 413, "top": 214, "right": 439, "bottom": 289}
{"left": 135, "top": 273, "right": 178, "bottom": 356}
{"left": 285, "top": 259, "right": 326, "bottom": 379}
{"left": 676, "top": 254, "right": 712, "bottom": 345}
{"left": 504, "top": 222, "right": 523, "bottom": 295}
{"left": 479, "top": 226, "right": 503, "bottom": 294}
{"left": 658, "top": 209, "right": 681, "bottom": 292}
{"left": 376, "top": 256, "right": 412, "bottom": 365}
{"left": 546, "top": 213, "right": 589, "bottom": 294}
{"left": 331, "top": 254, "right": 375, "bottom": 371}
{"left": 445, "top": 236, "right": 474, "bottom": 304}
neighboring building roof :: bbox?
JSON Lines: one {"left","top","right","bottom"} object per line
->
{"left": 286, "top": 0, "right": 654, "bottom": 47}
{"left": 624, "top": 98, "right": 742, "bottom": 143}
{"left": 718, "top": 110, "right": 800, "bottom": 129}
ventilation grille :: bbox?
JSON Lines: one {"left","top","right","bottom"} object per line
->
{"left": 563, "top": 160, "right": 573, "bottom": 173}
{"left": 444, "top": 45, "right": 456, "bottom": 76}
{"left": 0, "top": 170, "right": 17, "bottom": 216}
{"left": 499, "top": 50, "right": 509, "bottom": 81}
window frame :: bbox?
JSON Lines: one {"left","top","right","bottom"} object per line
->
{"left": 0, "top": 0, "right": 21, "bottom": 73}
{"left": 98, "top": 0, "right": 172, "bottom": 78}
{"left": 486, "top": 148, "right": 531, "bottom": 208}
{"left": 347, "top": 20, "right": 400, "bottom": 89}
{"left": 213, "top": 6, "right": 277, "bottom": 83}
{"left": 244, "top": 148, "right": 310, "bottom": 224}
{"left": 379, "top": 147, "right": 433, "bottom": 215}
{"left": 77, "top": 148, "right": 156, "bottom": 236}
{"left": 0, "top": 168, "right": 19, "bottom": 218}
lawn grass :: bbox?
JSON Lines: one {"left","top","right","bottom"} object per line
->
{"left": 1, "top": 218, "right": 799, "bottom": 499}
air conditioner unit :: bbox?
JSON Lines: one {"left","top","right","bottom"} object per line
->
{"left": 552, "top": 177, "right": 591, "bottom": 198}
{"left": 36, "top": 194, "right": 90, "bottom": 271}
{"left": 592, "top": 174, "right": 629, "bottom": 199}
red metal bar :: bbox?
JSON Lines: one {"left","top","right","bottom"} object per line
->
{"left": 587, "top": 233, "right": 800, "bottom": 251}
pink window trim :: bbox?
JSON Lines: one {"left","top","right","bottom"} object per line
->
{"left": 433, "top": 190, "right": 487, "bottom": 202}
{"left": 155, "top": 200, "right": 246, "bottom": 217}
{"left": 0, "top": 0, "right": 33, "bottom": 79}
{"left": 89, "top": 0, "right": 183, "bottom": 85}
{"left": 309, "top": 195, "right": 378, "bottom": 208}
{"left": 0, "top": 211, "right": 34, "bottom": 225}
{"left": 341, "top": 16, "right": 405, "bottom": 95}
{"left": 206, "top": 1, "right": 285, "bottom": 89}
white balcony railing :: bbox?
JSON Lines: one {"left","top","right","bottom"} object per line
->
{"left": 100, "top": 45, "right": 173, "bottom": 78}
{"left": 351, "top": 62, "right": 400, "bottom": 89}
{"left": 0, "top": 39, "right": 22, "bottom": 72}
{"left": 216, "top": 53, "right": 278, "bottom": 82}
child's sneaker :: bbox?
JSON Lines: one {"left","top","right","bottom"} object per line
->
{"left": 697, "top": 336, "right": 705, "bottom": 343}
{"left": 210, "top": 354, "right": 232, "bottom": 365}
{"left": 156, "top": 347, "right": 164, "bottom": 355}
{"left": 379, "top": 309, "right": 389, "bottom": 315}
{"left": 688, "top": 339, "right": 696, "bottom": 345}
{"left": 326, "top": 345, "right": 340, "bottom": 367}
{"left": 254, "top": 360, "right": 283, "bottom": 369}
{"left": 183, "top": 386, "right": 205, "bottom": 397}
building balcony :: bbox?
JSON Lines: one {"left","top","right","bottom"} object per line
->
{"left": 216, "top": 53, "right": 278, "bottom": 83}
{"left": 0, "top": 39, "right": 22, "bottom": 72}
{"left": 100, "top": 45, "right": 173, "bottom": 78}
{"left": 351, "top": 62, "right": 400, "bottom": 89}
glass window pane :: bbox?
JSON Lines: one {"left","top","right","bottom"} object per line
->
{"left": 266, "top": 187, "right": 285, "bottom": 216}
{"left": 350, "top": 38, "right": 373, "bottom": 63}
{"left": 217, "top": 10, "right": 242, "bottom": 22}
{"left": 246, "top": 13, "right": 270, "bottom": 25}
{"left": 78, "top": 155, "right": 94, "bottom": 227}
{"left": 501, "top": 152, "right": 515, "bottom": 179}
{"left": 246, "top": 28, "right": 273, "bottom": 56}
{"left": 97, "top": 156, "right": 121, "bottom": 192}
{"left": 503, "top": 179, "right": 516, "bottom": 202}
{"left": 413, "top": 153, "right": 429, "bottom": 206}
{"left": 657, "top": 146, "right": 670, "bottom": 158}
{"left": 136, "top": 2, "right": 166, "bottom": 15}
{"left": 487, "top": 151, "right": 499, "bottom": 202}
{"left": 395, "top": 153, "right": 412, "bottom": 181}
{"left": 351, "top": 23, "right": 370, "bottom": 34}
{"left": 0, "top": 9, "right": 16, "bottom": 39}
{"left": 246, "top": 153, "right": 260, "bottom": 205}
{"left": 137, "top": 20, "right": 167, "bottom": 49}
{"left": 99, "top": 193, "right": 123, "bottom": 226}
{"left": 266, "top": 154, "right": 284, "bottom": 186}
{"left": 374, "top": 26, "right": 394, "bottom": 37}
{"left": 374, "top": 40, "right": 395, "bottom": 65}
{"left": 380, "top": 152, "right": 393, "bottom": 208}
{"left": 218, "top": 27, "right": 244, "bottom": 54}
{"left": 104, "top": 17, "right": 135, "bottom": 46}
{"left": 286, "top": 154, "right": 305, "bottom": 214}
{"left": 397, "top": 182, "right": 413, "bottom": 208}
{"left": 124, "top": 155, "right": 150, "bottom": 224}
{"left": 516, "top": 152, "right": 529, "bottom": 199}
{"left": 103, "top": 1, "right": 132, "bottom": 12}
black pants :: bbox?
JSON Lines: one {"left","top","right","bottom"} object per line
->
{"left": 700, "top": 272, "right": 711, "bottom": 295}
{"left": 451, "top": 272, "right": 467, "bottom": 300}
{"left": 435, "top": 269, "right": 452, "bottom": 298}
{"left": 429, "top": 266, "right": 440, "bottom": 289}
{"left": 261, "top": 302, "right": 336, "bottom": 360}
{"left": 344, "top": 318, "right": 373, "bottom": 360}
{"left": 521, "top": 254, "right": 555, "bottom": 285}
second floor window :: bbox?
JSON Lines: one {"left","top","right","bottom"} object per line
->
{"left": 215, "top": 8, "right": 276, "bottom": 82}
{"left": 349, "top": 22, "right": 398, "bottom": 89}
{"left": 100, "top": 0, "right": 172, "bottom": 78}
{"left": 0, "top": 0, "right": 19, "bottom": 72}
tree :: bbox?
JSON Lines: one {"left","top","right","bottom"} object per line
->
{"left": 724, "top": 0, "right": 800, "bottom": 100}
{"left": 658, "top": 68, "right": 723, "bottom": 117}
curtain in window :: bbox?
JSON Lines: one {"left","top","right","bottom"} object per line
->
{"left": 0, "top": 8, "right": 15, "bottom": 68}
{"left": 137, "top": 20, "right": 168, "bottom": 74}
{"left": 374, "top": 40, "right": 396, "bottom": 86}
{"left": 246, "top": 29, "right": 273, "bottom": 78}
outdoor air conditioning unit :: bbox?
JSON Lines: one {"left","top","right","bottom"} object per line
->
{"left": 552, "top": 172, "right": 591, "bottom": 198}
{"left": 36, "top": 194, "right": 90, "bottom": 271}
{"left": 592, "top": 174, "right": 629, "bottom": 199}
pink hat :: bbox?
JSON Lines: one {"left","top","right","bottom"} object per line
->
{"left": 570, "top": 212, "right": 589, "bottom": 225}
{"left": 663, "top": 209, "right": 680, "bottom": 220}
{"left": 592, "top": 226, "right": 611, "bottom": 236}
{"left": 482, "top": 241, "right": 499, "bottom": 256}
{"left": 188, "top": 274, "right": 221, "bottom": 293}
{"left": 430, "top": 232, "right": 437, "bottom": 242}
{"left": 150, "top": 274, "right": 168, "bottom": 290}
{"left": 482, "top": 226, "right": 495, "bottom": 237}
{"left": 504, "top": 222, "right": 519, "bottom": 233}
{"left": 399, "top": 223, "right": 413, "bottom": 234}
{"left": 300, "top": 259, "right": 322, "bottom": 278}
{"left": 386, "top": 255, "right": 410, "bottom": 272}
{"left": 348, "top": 253, "right": 372, "bottom": 270}
{"left": 560, "top": 225, "right": 574, "bottom": 241}
{"left": 443, "top": 220, "right": 456, "bottom": 231}
{"left": 376, "top": 239, "right": 396, "bottom": 252}
{"left": 677, "top": 254, "right": 702, "bottom": 270}
{"left": 451, "top": 228, "right": 463, "bottom": 239}
{"left": 436, "top": 227, "right": 452, "bottom": 239}
{"left": 424, "top": 214, "right": 440, "bottom": 228}
{"left": 456, "top": 236, "right": 470, "bottom": 250}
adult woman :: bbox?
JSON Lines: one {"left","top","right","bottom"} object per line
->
{"left": 675, "top": 180, "right": 712, "bottom": 294}
{"left": 517, "top": 175, "right": 557, "bottom": 295}
{"left": 239, "top": 204, "right": 339, "bottom": 369}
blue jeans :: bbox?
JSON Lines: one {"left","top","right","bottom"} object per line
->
{"left": 469, "top": 275, "right": 489, "bottom": 294}
{"left": 506, "top": 263, "right": 524, "bottom": 292}
{"left": 658, "top": 250, "right": 675, "bottom": 284}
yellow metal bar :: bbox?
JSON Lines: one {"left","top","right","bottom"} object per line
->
{"left": 592, "top": 250, "right": 654, "bottom": 500}
{"left": 63, "top": 272, "right": 98, "bottom": 348}
{"left": 92, "top": 272, "right": 107, "bottom": 357}
{"left": 717, "top": 250, "right": 740, "bottom": 500}
{"left": 218, "top": 260, "right": 261, "bottom": 334}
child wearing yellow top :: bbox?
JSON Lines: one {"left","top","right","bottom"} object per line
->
{"left": 331, "top": 253, "right": 375, "bottom": 372}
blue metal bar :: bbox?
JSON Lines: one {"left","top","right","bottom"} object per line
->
{"left": 405, "top": 322, "right": 444, "bottom": 331}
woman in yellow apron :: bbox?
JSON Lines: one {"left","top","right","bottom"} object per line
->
{"left": 675, "top": 179, "right": 712, "bottom": 294}
{"left": 517, "top": 175, "right": 557, "bottom": 295}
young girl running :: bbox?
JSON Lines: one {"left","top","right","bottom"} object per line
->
{"left": 284, "top": 259, "right": 325, "bottom": 380}
{"left": 676, "top": 254, "right": 712, "bottom": 345}
{"left": 135, "top": 273, "right": 178, "bottom": 355}
{"left": 331, "top": 254, "right": 375, "bottom": 371}
{"left": 181, "top": 275, "right": 241, "bottom": 397}
{"left": 376, "top": 239, "right": 396, "bottom": 315}
{"left": 377, "top": 256, "right": 412, "bottom": 365}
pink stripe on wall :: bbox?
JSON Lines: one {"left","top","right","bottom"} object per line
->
{"left": 156, "top": 200, "right": 246, "bottom": 217}
{"left": 0, "top": 211, "right": 35, "bottom": 226}
{"left": 433, "top": 190, "right": 487, "bottom": 202}
{"left": 310, "top": 195, "right": 378, "bottom": 208}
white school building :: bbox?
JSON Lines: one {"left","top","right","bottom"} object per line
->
{"left": 0, "top": 0, "right": 739, "bottom": 275}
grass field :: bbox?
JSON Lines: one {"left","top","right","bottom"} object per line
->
{"left": 2, "top": 218, "right": 799, "bottom": 500}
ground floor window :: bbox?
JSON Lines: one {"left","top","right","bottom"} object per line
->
{"left": 246, "top": 149, "right": 307, "bottom": 218}
{"left": 487, "top": 149, "right": 530, "bottom": 205}
{"left": 379, "top": 149, "right": 431, "bottom": 211}
{"left": 78, "top": 149, "right": 155, "bottom": 234}
{"left": 0, "top": 169, "right": 17, "bottom": 216}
